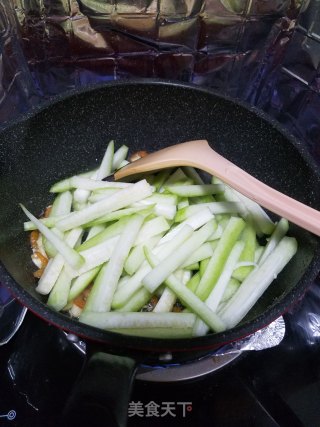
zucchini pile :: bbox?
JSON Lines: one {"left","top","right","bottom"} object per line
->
{"left": 21, "top": 141, "right": 297, "bottom": 338}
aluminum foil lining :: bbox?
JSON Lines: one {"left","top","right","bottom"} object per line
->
{"left": 286, "top": 278, "right": 320, "bottom": 346}
{"left": 216, "top": 316, "right": 285, "bottom": 355}
{"left": 0, "top": 284, "right": 27, "bottom": 346}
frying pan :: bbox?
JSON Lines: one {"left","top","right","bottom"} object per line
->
{"left": 1, "top": 80, "right": 320, "bottom": 426}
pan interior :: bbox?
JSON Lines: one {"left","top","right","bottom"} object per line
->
{"left": 0, "top": 81, "right": 319, "bottom": 350}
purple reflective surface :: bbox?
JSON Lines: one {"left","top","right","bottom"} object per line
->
{"left": 0, "top": 283, "right": 12, "bottom": 306}
{"left": 1, "top": 1, "right": 319, "bottom": 160}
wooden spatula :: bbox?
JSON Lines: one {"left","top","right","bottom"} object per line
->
{"left": 114, "top": 139, "right": 320, "bottom": 236}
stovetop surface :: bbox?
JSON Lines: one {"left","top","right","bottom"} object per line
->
{"left": 1, "top": 280, "right": 320, "bottom": 427}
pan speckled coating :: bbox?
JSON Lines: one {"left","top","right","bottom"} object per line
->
{"left": 0, "top": 79, "right": 320, "bottom": 354}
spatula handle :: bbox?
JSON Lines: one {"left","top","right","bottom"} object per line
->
{"left": 195, "top": 141, "right": 320, "bottom": 237}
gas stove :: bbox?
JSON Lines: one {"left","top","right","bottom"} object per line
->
{"left": 1, "top": 280, "right": 320, "bottom": 427}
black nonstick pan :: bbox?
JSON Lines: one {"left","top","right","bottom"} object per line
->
{"left": 1, "top": 80, "right": 320, "bottom": 427}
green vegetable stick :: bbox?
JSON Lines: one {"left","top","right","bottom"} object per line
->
{"left": 193, "top": 241, "right": 244, "bottom": 337}
{"left": 212, "top": 176, "right": 275, "bottom": 235}
{"left": 199, "top": 258, "right": 210, "bottom": 277}
{"left": 49, "top": 169, "right": 97, "bottom": 193}
{"left": 85, "top": 224, "right": 106, "bottom": 241}
{"left": 80, "top": 311, "right": 196, "bottom": 330}
{"left": 77, "top": 217, "right": 129, "bottom": 252}
{"left": 68, "top": 266, "right": 101, "bottom": 303}
{"left": 254, "top": 245, "right": 264, "bottom": 263}
{"left": 186, "top": 272, "right": 201, "bottom": 293}
{"left": 112, "top": 144, "right": 129, "bottom": 170}
{"left": 89, "top": 189, "right": 121, "bottom": 203}
{"left": 133, "top": 193, "right": 178, "bottom": 206}
{"left": 43, "top": 191, "right": 73, "bottom": 257}
{"left": 108, "top": 327, "right": 193, "bottom": 339}
{"left": 116, "top": 287, "right": 151, "bottom": 312}
{"left": 55, "top": 179, "right": 152, "bottom": 231}
{"left": 181, "top": 242, "right": 214, "bottom": 268}
{"left": 86, "top": 205, "right": 153, "bottom": 227}
{"left": 47, "top": 267, "right": 72, "bottom": 311}
{"left": 20, "top": 204, "right": 84, "bottom": 270}
{"left": 111, "top": 225, "right": 194, "bottom": 309}
{"left": 144, "top": 248, "right": 226, "bottom": 333}
{"left": 36, "top": 228, "right": 83, "bottom": 295}
{"left": 232, "top": 225, "right": 256, "bottom": 282}
{"left": 70, "top": 176, "right": 131, "bottom": 191}
{"left": 165, "top": 184, "right": 224, "bottom": 198}
{"left": 177, "top": 198, "right": 189, "bottom": 209}
{"left": 164, "top": 168, "right": 190, "bottom": 185}
{"left": 220, "top": 278, "right": 240, "bottom": 303}
{"left": 174, "top": 202, "right": 241, "bottom": 222}
{"left": 182, "top": 166, "right": 205, "bottom": 185}
{"left": 219, "top": 236, "right": 297, "bottom": 328}
{"left": 258, "top": 218, "right": 289, "bottom": 265}
{"left": 124, "top": 235, "right": 163, "bottom": 276}
{"left": 195, "top": 216, "right": 245, "bottom": 301}
{"left": 191, "top": 195, "right": 216, "bottom": 204}
{"left": 143, "top": 220, "right": 217, "bottom": 294}
{"left": 183, "top": 262, "right": 200, "bottom": 271}
{"left": 153, "top": 270, "right": 191, "bottom": 313}
{"left": 134, "top": 216, "right": 170, "bottom": 246}
{"left": 24, "top": 215, "right": 66, "bottom": 231}
{"left": 67, "top": 236, "right": 119, "bottom": 279}
{"left": 84, "top": 215, "right": 144, "bottom": 312}
{"left": 159, "top": 207, "right": 214, "bottom": 245}
{"left": 96, "top": 140, "right": 114, "bottom": 180}
{"left": 152, "top": 169, "right": 172, "bottom": 191}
